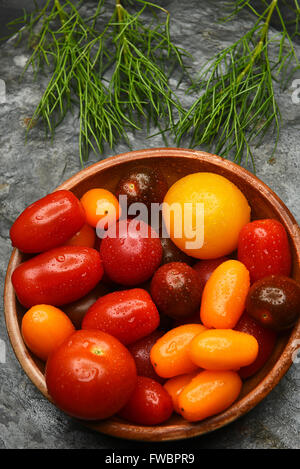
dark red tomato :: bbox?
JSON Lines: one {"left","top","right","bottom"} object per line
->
{"left": 46, "top": 330, "right": 137, "bottom": 420}
{"left": 128, "top": 331, "right": 165, "bottom": 383}
{"left": 193, "top": 257, "right": 229, "bottom": 287}
{"left": 235, "top": 313, "right": 277, "bottom": 378}
{"left": 246, "top": 275, "right": 300, "bottom": 331}
{"left": 63, "top": 283, "right": 110, "bottom": 329}
{"left": 12, "top": 247, "right": 103, "bottom": 308}
{"left": 10, "top": 190, "right": 86, "bottom": 253}
{"left": 238, "top": 219, "right": 291, "bottom": 283}
{"left": 115, "top": 166, "right": 168, "bottom": 209}
{"left": 118, "top": 376, "right": 173, "bottom": 425}
{"left": 150, "top": 262, "right": 203, "bottom": 319}
{"left": 100, "top": 219, "right": 162, "bottom": 286}
{"left": 173, "top": 312, "right": 202, "bottom": 327}
{"left": 160, "top": 237, "right": 194, "bottom": 266}
{"left": 82, "top": 288, "right": 160, "bottom": 345}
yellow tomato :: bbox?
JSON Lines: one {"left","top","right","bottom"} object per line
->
{"left": 80, "top": 188, "right": 121, "bottom": 228}
{"left": 163, "top": 172, "right": 250, "bottom": 259}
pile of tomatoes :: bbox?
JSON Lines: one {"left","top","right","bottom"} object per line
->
{"left": 9, "top": 166, "right": 300, "bottom": 425}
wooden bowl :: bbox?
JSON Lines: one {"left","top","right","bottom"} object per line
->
{"left": 4, "top": 148, "right": 300, "bottom": 441}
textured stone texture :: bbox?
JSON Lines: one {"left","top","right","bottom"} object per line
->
{"left": 0, "top": 0, "right": 299, "bottom": 449}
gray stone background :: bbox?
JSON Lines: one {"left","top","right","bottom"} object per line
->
{"left": 0, "top": 0, "right": 299, "bottom": 449}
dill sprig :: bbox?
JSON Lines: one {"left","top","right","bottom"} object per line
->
{"left": 9, "top": 0, "right": 188, "bottom": 163}
{"left": 174, "top": 0, "right": 300, "bottom": 167}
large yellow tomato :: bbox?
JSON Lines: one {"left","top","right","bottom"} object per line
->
{"left": 162, "top": 172, "right": 250, "bottom": 259}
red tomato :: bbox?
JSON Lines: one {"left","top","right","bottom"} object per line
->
{"left": 235, "top": 312, "right": 277, "bottom": 378}
{"left": 193, "top": 257, "right": 229, "bottom": 287}
{"left": 45, "top": 330, "right": 137, "bottom": 420}
{"left": 118, "top": 376, "right": 173, "bottom": 425}
{"left": 12, "top": 247, "right": 103, "bottom": 308}
{"left": 238, "top": 219, "right": 291, "bottom": 283}
{"left": 128, "top": 331, "right": 165, "bottom": 383}
{"left": 63, "top": 283, "right": 110, "bottom": 329}
{"left": 100, "top": 219, "right": 162, "bottom": 286}
{"left": 10, "top": 190, "right": 86, "bottom": 253}
{"left": 82, "top": 288, "right": 160, "bottom": 345}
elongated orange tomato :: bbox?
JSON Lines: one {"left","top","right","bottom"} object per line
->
{"left": 150, "top": 324, "right": 207, "bottom": 378}
{"left": 178, "top": 370, "right": 242, "bottom": 422}
{"left": 164, "top": 372, "right": 198, "bottom": 413}
{"left": 200, "top": 260, "right": 250, "bottom": 329}
{"left": 189, "top": 329, "right": 259, "bottom": 371}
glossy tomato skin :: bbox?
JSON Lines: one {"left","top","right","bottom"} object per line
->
{"left": 12, "top": 246, "right": 103, "bottom": 308}
{"left": 82, "top": 288, "right": 160, "bottom": 345}
{"left": 118, "top": 376, "right": 173, "bottom": 425}
{"left": 150, "top": 262, "right": 203, "bottom": 319}
{"left": 46, "top": 330, "right": 137, "bottom": 420}
{"left": 10, "top": 190, "right": 86, "bottom": 253}
{"left": 238, "top": 219, "right": 291, "bottom": 283}
{"left": 246, "top": 275, "right": 300, "bottom": 331}
{"left": 235, "top": 312, "right": 277, "bottom": 378}
{"left": 63, "top": 283, "right": 110, "bottom": 329}
{"left": 128, "top": 331, "right": 165, "bottom": 383}
{"left": 100, "top": 219, "right": 162, "bottom": 286}
{"left": 115, "top": 166, "right": 168, "bottom": 209}
{"left": 193, "top": 257, "right": 229, "bottom": 287}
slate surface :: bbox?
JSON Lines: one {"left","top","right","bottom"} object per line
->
{"left": 0, "top": 0, "right": 299, "bottom": 449}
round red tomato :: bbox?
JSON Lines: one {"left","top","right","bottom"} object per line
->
{"left": 118, "top": 376, "right": 173, "bottom": 425}
{"left": 82, "top": 288, "right": 160, "bottom": 345}
{"left": 45, "top": 330, "right": 137, "bottom": 420}
{"left": 10, "top": 190, "right": 86, "bottom": 253}
{"left": 12, "top": 246, "right": 103, "bottom": 308}
{"left": 100, "top": 219, "right": 162, "bottom": 286}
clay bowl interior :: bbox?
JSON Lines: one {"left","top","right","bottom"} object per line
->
{"left": 4, "top": 148, "right": 300, "bottom": 442}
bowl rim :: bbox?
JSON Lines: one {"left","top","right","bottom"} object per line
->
{"left": 4, "top": 147, "right": 300, "bottom": 442}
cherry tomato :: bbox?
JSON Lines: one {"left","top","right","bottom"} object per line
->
{"left": 82, "top": 288, "right": 160, "bottom": 345}
{"left": 10, "top": 190, "right": 86, "bottom": 253}
{"left": 46, "top": 330, "right": 137, "bottom": 420}
{"left": 238, "top": 219, "right": 292, "bottom": 283}
{"left": 22, "top": 305, "right": 75, "bottom": 361}
{"left": 246, "top": 275, "right": 300, "bottom": 331}
{"left": 100, "top": 219, "right": 162, "bottom": 286}
{"left": 164, "top": 372, "right": 198, "bottom": 414}
{"left": 63, "top": 283, "right": 110, "bottom": 329}
{"left": 128, "top": 331, "right": 165, "bottom": 383}
{"left": 64, "top": 223, "right": 96, "bottom": 248}
{"left": 150, "top": 262, "right": 203, "bottom": 319}
{"left": 160, "top": 237, "right": 194, "bottom": 266}
{"left": 118, "top": 376, "right": 173, "bottom": 425}
{"left": 12, "top": 246, "right": 103, "bottom": 308}
{"left": 193, "top": 257, "right": 229, "bottom": 287}
{"left": 115, "top": 166, "right": 168, "bottom": 209}
{"left": 200, "top": 260, "right": 250, "bottom": 329}
{"left": 188, "top": 329, "right": 259, "bottom": 371}
{"left": 150, "top": 324, "right": 207, "bottom": 378}
{"left": 178, "top": 370, "right": 242, "bottom": 422}
{"left": 80, "top": 188, "right": 121, "bottom": 229}
{"left": 235, "top": 313, "right": 277, "bottom": 378}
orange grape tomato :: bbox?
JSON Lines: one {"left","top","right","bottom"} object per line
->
{"left": 150, "top": 324, "right": 207, "bottom": 378}
{"left": 164, "top": 372, "right": 198, "bottom": 413}
{"left": 178, "top": 370, "right": 242, "bottom": 422}
{"left": 188, "top": 329, "right": 259, "bottom": 371}
{"left": 80, "top": 188, "right": 121, "bottom": 228}
{"left": 64, "top": 223, "right": 96, "bottom": 248}
{"left": 21, "top": 304, "right": 75, "bottom": 361}
{"left": 200, "top": 260, "right": 250, "bottom": 329}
